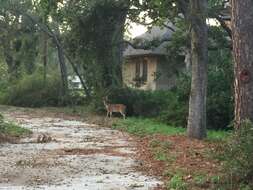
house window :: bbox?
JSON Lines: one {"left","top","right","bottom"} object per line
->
{"left": 134, "top": 58, "right": 148, "bottom": 86}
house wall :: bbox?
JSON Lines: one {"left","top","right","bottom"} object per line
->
{"left": 123, "top": 55, "right": 186, "bottom": 91}
{"left": 122, "top": 56, "right": 157, "bottom": 90}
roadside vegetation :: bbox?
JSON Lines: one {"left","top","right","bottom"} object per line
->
{"left": 113, "top": 117, "right": 229, "bottom": 141}
{"left": 113, "top": 118, "right": 252, "bottom": 190}
{"left": 0, "top": 113, "right": 31, "bottom": 142}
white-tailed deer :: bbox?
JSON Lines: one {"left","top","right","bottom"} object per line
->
{"left": 103, "top": 97, "right": 126, "bottom": 119}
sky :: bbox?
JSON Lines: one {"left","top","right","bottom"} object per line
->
{"left": 128, "top": 22, "right": 147, "bottom": 38}
{"left": 128, "top": 18, "right": 219, "bottom": 38}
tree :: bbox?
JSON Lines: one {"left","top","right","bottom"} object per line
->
{"left": 62, "top": 0, "right": 129, "bottom": 92}
{"left": 187, "top": 0, "right": 208, "bottom": 139}
{"left": 0, "top": 1, "right": 38, "bottom": 79}
{"left": 232, "top": 0, "right": 253, "bottom": 128}
{"left": 4, "top": 0, "right": 69, "bottom": 96}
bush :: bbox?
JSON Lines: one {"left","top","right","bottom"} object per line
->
{"left": 106, "top": 87, "right": 188, "bottom": 127}
{"left": 172, "top": 69, "right": 233, "bottom": 130}
{"left": 0, "top": 113, "right": 31, "bottom": 140}
{"left": 0, "top": 72, "right": 63, "bottom": 107}
{"left": 221, "top": 120, "right": 253, "bottom": 188}
{"left": 207, "top": 49, "right": 234, "bottom": 130}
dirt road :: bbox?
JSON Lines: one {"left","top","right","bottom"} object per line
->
{"left": 0, "top": 107, "right": 161, "bottom": 190}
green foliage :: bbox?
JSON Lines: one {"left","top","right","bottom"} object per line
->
{"left": 193, "top": 175, "right": 207, "bottom": 187}
{"left": 113, "top": 117, "right": 229, "bottom": 141}
{"left": 112, "top": 118, "right": 185, "bottom": 137}
{"left": 0, "top": 71, "right": 63, "bottom": 107}
{"left": 221, "top": 120, "right": 253, "bottom": 187}
{"left": 206, "top": 130, "right": 229, "bottom": 141}
{"left": 0, "top": 1, "right": 39, "bottom": 78}
{"left": 166, "top": 174, "right": 187, "bottom": 190}
{"left": 207, "top": 27, "right": 234, "bottom": 130}
{"left": 107, "top": 87, "right": 188, "bottom": 127}
{"left": 171, "top": 46, "right": 233, "bottom": 130}
{"left": 0, "top": 113, "right": 31, "bottom": 137}
{"left": 0, "top": 122, "right": 31, "bottom": 137}
{"left": 62, "top": 0, "right": 129, "bottom": 91}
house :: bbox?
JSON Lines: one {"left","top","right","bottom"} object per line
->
{"left": 122, "top": 25, "right": 182, "bottom": 91}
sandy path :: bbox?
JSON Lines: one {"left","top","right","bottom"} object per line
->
{"left": 0, "top": 108, "right": 161, "bottom": 190}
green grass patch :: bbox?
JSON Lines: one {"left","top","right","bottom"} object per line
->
{"left": 0, "top": 123, "right": 31, "bottom": 137}
{"left": 112, "top": 117, "right": 185, "bottom": 136}
{"left": 207, "top": 130, "right": 230, "bottom": 141}
{"left": 113, "top": 117, "right": 230, "bottom": 141}
{"left": 0, "top": 115, "right": 31, "bottom": 138}
{"left": 166, "top": 174, "right": 187, "bottom": 190}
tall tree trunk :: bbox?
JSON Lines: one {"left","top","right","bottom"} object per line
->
{"left": 111, "top": 8, "right": 127, "bottom": 87}
{"left": 232, "top": 0, "right": 253, "bottom": 128}
{"left": 187, "top": 0, "right": 208, "bottom": 139}
{"left": 43, "top": 33, "right": 48, "bottom": 85}
{"left": 55, "top": 38, "right": 68, "bottom": 96}
{"left": 65, "top": 54, "right": 91, "bottom": 99}
{"left": 54, "top": 26, "right": 68, "bottom": 96}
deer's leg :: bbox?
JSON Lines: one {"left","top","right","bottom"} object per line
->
{"left": 109, "top": 112, "right": 112, "bottom": 118}
{"left": 120, "top": 111, "right": 126, "bottom": 120}
{"left": 107, "top": 111, "right": 109, "bottom": 118}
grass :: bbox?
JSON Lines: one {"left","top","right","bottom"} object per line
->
{"left": 113, "top": 117, "right": 230, "bottom": 141}
{"left": 0, "top": 123, "right": 31, "bottom": 137}
{"left": 166, "top": 174, "right": 187, "bottom": 190}
{"left": 0, "top": 114, "right": 31, "bottom": 138}
{"left": 207, "top": 130, "right": 230, "bottom": 141}
{"left": 112, "top": 118, "right": 185, "bottom": 137}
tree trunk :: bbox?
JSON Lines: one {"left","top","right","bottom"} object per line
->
{"left": 55, "top": 38, "right": 68, "bottom": 96}
{"left": 110, "top": 8, "right": 127, "bottom": 87}
{"left": 53, "top": 25, "right": 69, "bottom": 97}
{"left": 65, "top": 54, "right": 91, "bottom": 99}
{"left": 43, "top": 33, "right": 48, "bottom": 85}
{"left": 232, "top": 0, "right": 253, "bottom": 128}
{"left": 187, "top": 0, "right": 208, "bottom": 139}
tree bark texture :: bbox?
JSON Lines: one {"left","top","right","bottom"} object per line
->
{"left": 187, "top": 0, "right": 208, "bottom": 139}
{"left": 232, "top": 0, "right": 253, "bottom": 128}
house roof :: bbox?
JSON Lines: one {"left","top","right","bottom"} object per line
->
{"left": 124, "top": 24, "right": 174, "bottom": 58}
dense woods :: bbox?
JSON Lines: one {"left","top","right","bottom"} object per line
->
{"left": 0, "top": 0, "right": 253, "bottom": 189}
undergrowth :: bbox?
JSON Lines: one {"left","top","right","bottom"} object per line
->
{"left": 0, "top": 113, "right": 31, "bottom": 139}
{"left": 113, "top": 117, "right": 229, "bottom": 141}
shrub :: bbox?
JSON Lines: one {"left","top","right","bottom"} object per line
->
{"left": 207, "top": 49, "right": 234, "bottom": 130}
{"left": 221, "top": 120, "right": 253, "bottom": 188}
{"left": 107, "top": 87, "right": 188, "bottom": 127}
{"left": 0, "top": 113, "right": 31, "bottom": 141}
{"left": 0, "top": 72, "right": 63, "bottom": 107}
{"left": 172, "top": 70, "right": 233, "bottom": 130}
